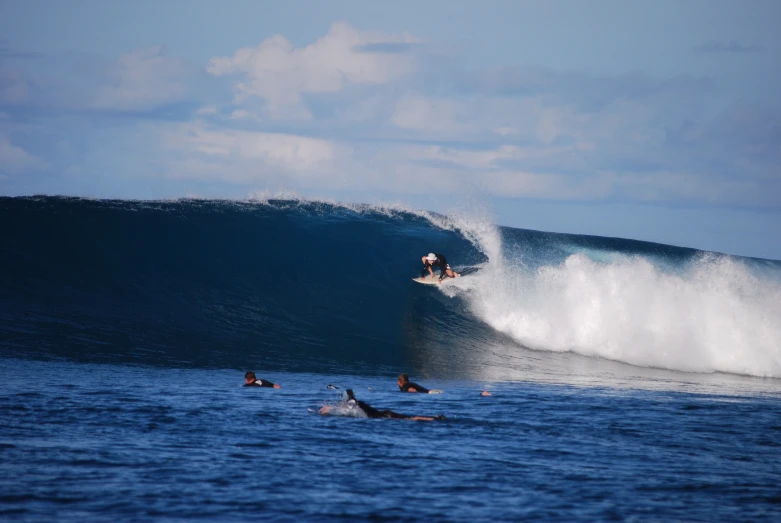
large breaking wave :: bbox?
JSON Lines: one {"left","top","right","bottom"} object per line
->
{"left": 1, "top": 196, "right": 779, "bottom": 378}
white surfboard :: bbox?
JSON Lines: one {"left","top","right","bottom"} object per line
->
{"left": 412, "top": 275, "right": 459, "bottom": 285}
{"left": 412, "top": 276, "right": 447, "bottom": 285}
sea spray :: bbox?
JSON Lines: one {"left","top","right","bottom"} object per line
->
{"left": 454, "top": 250, "right": 781, "bottom": 377}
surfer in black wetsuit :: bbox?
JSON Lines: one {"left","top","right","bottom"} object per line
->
{"left": 421, "top": 252, "right": 459, "bottom": 283}
{"left": 398, "top": 374, "right": 430, "bottom": 393}
{"left": 319, "top": 390, "right": 445, "bottom": 421}
{"left": 244, "top": 371, "right": 281, "bottom": 388}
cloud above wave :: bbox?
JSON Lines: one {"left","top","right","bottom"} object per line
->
{"left": 207, "top": 22, "right": 419, "bottom": 119}
{"left": 1, "top": 20, "right": 779, "bottom": 212}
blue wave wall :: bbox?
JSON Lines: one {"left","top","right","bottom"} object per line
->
{"left": 0, "top": 197, "right": 487, "bottom": 372}
{"left": 2, "top": 196, "right": 780, "bottom": 378}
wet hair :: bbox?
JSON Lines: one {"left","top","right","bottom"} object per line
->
{"left": 345, "top": 389, "right": 356, "bottom": 401}
{"left": 398, "top": 374, "right": 409, "bottom": 383}
{"left": 244, "top": 371, "right": 256, "bottom": 380}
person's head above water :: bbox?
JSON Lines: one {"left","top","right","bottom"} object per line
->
{"left": 426, "top": 253, "right": 437, "bottom": 262}
{"left": 244, "top": 371, "right": 256, "bottom": 384}
{"left": 398, "top": 374, "right": 409, "bottom": 385}
{"left": 345, "top": 389, "right": 357, "bottom": 401}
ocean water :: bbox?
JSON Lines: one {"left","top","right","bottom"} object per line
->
{"left": 1, "top": 196, "right": 780, "bottom": 521}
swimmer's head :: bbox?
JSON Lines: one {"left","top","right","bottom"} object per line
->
{"left": 244, "top": 371, "right": 256, "bottom": 384}
{"left": 345, "top": 389, "right": 356, "bottom": 401}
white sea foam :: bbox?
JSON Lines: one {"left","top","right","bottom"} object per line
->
{"left": 450, "top": 251, "right": 781, "bottom": 378}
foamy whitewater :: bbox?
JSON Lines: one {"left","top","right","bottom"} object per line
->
{"left": 447, "top": 252, "right": 781, "bottom": 377}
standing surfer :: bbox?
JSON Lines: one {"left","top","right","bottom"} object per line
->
{"left": 421, "top": 252, "right": 459, "bottom": 282}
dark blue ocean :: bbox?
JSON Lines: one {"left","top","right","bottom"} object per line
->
{"left": 1, "top": 196, "right": 780, "bottom": 522}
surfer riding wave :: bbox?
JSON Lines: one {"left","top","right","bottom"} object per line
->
{"left": 421, "top": 252, "right": 460, "bottom": 283}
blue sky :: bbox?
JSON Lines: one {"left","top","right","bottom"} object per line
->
{"left": 1, "top": 0, "right": 780, "bottom": 259}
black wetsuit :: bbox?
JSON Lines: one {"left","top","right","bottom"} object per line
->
{"left": 349, "top": 399, "right": 410, "bottom": 419}
{"left": 421, "top": 253, "right": 452, "bottom": 281}
{"left": 399, "top": 381, "right": 430, "bottom": 393}
{"left": 245, "top": 379, "right": 276, "bottom": 388}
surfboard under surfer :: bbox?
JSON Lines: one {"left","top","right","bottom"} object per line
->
{"left": 421, "top": 252, "right": 460, "bottom": 283}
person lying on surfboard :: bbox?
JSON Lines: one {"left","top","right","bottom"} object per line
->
{"left": 421, "top": 252, "right": 460, "bottom": 283}
{"left": 397, "top": 373, "right": 442, "bottom": 394}
{"left": 244, "top": 371, "right": 281, "bottom": 388}
{"left": 319, "top": 389, "right": 445, "bottom": 421}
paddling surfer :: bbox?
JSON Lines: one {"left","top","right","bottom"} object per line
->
{"left": 319, "top": 389, "right": 445, "bottom": 421}
{"left": 397, "top": 374, "right": 431, "bottom": 393}
{"left": 244, "top": 371, "right": 281, "bottom": 388}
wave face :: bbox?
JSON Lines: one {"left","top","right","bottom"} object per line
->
{"left": 2, "top": 196, "right": 780, "bottom": 378}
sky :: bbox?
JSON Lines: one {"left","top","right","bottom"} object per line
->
{"left": 1, "top": 0, "right": 780, "bottom": 259}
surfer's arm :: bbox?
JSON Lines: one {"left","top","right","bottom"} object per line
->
{"left": 421, "top": 260, "right": 434, "bottom": 278}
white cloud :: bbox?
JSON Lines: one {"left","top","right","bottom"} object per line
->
{"left": 229, "top": 109, "right": 252, "bottom": 120}
{"left": 161, "top": 122, "right": 348, "bottom": 185}
{"left": 91, "top": 46, "right": 189, "bottom": 111}
{"left": 175, "top": 125, "right": 337, "bottom": 167}
{"left": 6, "top": 22, "right": 771, "bottom": 212}
{"left": 151, "top": 116, "right": 779, "bottom": 206}
{"left": 0, "top": 133, "right": 48, "bottom": 173}
{"left": 207, "top": 22, "right": 419, "bottom": 118}
{"left": 615, "top": 170, "right": 781, "bottom": 207}
{"left": 391, "top": 94, "right": 471, "bottom": 135}
{"left": 415, "top": 145, "right": 522, "bottom": 169}
{"left": 482, "top": 170, "right": 616, "bottom": 200}
{"left": 493, "top": 126, "right": 519, "bottom": 136}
